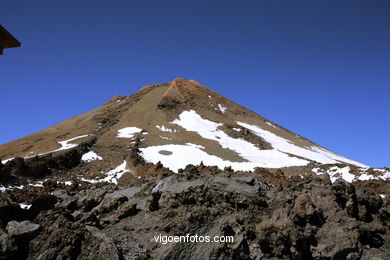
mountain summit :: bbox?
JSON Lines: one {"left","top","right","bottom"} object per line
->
{"left": 0, "top": 79, "right": 388, "bottom": 185}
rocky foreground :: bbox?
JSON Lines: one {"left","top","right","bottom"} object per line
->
{"left": 1, "top": 163, "right": 389, "bottom": 259}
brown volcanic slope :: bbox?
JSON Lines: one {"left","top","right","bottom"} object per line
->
{"left": 0, "top": 78, "right": 368, "bottom": 175}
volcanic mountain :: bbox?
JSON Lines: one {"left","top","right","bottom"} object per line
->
{"left": 0, "top": 78, "right": 388, "bottom": 186}
{"left": 1, "top": 78, "right": 390, "bottom": 259}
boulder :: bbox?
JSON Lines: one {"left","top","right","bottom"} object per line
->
{"left": 6, "top": 220, "right": 40, "bottom": 239}
{"left": 85, "top": 226, "right": 120, "bottom": 260}
{"left": 76, "top": 188, "right": 107, "bottom": 211}
{"left": 92, "top": 195, "right": 128, "bottom": 215}
{"left": 0, "top": 229, "right": 17, "bottom": 259}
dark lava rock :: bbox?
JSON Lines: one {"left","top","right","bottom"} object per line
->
{"left": 84, "top": 225, "right": 120, "bottom": 260}
{"left": 0, "top": 168, "right": 389, "bottom": 259}
{"left": 6, "top": 220, "right": 41, "bottom": 240}
{"left": 0, "top": 193, "right": 25, "bottom": 227}
{"left": 28, "top": 195, "right": 57, "bottom": 219}
{"left": 2, "top": 157, "right": 51, "bottom": 178}
{"left": 0, "top": 229, "right": 17, "bottom": 260}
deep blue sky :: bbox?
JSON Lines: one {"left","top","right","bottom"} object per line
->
{"left": 1, "top": 1, "right": 389, "bottom": 167}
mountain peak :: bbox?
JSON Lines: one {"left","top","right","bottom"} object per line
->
{"left": 168, "top": 78, "right": 204, "bottom": 88}
{"left": 3, "top": 77, "right": 385, "bottom": 187}
{"left": 169, "top": 77, "right": 187, "bottom": 86}
{"left": 139, "top": 78, "right": 203, "bottom": 93}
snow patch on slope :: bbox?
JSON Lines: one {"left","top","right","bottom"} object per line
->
{"left": 1, "top": 158, "right": 14, "bottom": 164}
{"left": 27, "top": 134, "right": 90, "bottom": 157}
{"left": 140, "top": 110, "right": 309, "bottom": 171}
{"left": 171, "top": 110, "right": 309, "bottom": 168}
{"left": 81, "top": 151, "right": 103, "bottom": 162}
{"left": 1, "top": 134, "right": 89, "bottom": 162}
{"left": 311, "top": 147, "right": 367, "bottom": 168}
{"left": 357, "top": 169, "right": 390, "bottom": 181}
{"left": 141, "top": 110, "right": 368, "bottom": 172}
{"left": 237, "top": 122, "right": 367, "bottom": 168}
{"left": 140, "top": 144, "right": 243, "bottom": 172}
{"left": 327, "top": 166, "right": 355, "bottom": 183}
{"left": 266, "top": 122, "right": 278, "bottom": 128}
{"left": 117, "top": 127, "right": 143, "bottom": 138}
{"left": 218, "top": 104, "right": 227, "bottom": 113}
{"left": 312, "top": 166, "right": 389, "bottom": 183}
{"left": 52, "top": 135, "right": 90, "bottom": 152}
{"left": 81, "top": 161, "right": 128, "bottom": 185}
{"left": 156, "top": 125, "right": 177, "bottom": 133}
{"left": 140, "top": 143, "right": 307, "bottom": 172}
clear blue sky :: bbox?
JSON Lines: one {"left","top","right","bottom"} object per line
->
{"left": 1, "top": 1, "right": 389, "bottom": 167}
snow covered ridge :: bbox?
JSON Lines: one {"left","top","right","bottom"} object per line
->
{"left": 81, "top": 151, "right": 103, "bottom": 162}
